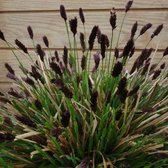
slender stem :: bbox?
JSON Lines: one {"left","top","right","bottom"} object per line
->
{"left": 74, "top": 36, "right": 80, "bottom": 73}
{"left": 110, "top": 55, "right": 116, "bottom": 73}
{"left": 65, "top": 21, "right": 72, "bottom": 49}
{"left": 32, "top": 39, "right": 36, "bottom": 48}
{"left": 145, "top": 38, "right": 152, "bottom": 48}
{"left": 7, "top": 41, "right": 34, "bottom": 63}
{"left": 101, "top": 59, "right": 104, "bottom": 72}
{"left": 108, "top": 30, "right": 114, "bottom": 73}
{"left": 47, "top": 47, "right": 53, "bottom": 58}
{"left": 83, "top": 24, "right": 87, "bottom": 49}
{"left": 5, "top": 41, "right": 23, "bottom": 69}
{"left": 135, "top": 35, "right": 140, "bottom": 42}
{"left": 144, "top": 41, "right": 159, "bottom": 85}
{"left": 116, "top": 13, "right": 127, "bottom": 48}
{"left": 123, "top": 83, "right": 130, "bottom": 123}
{"left": 88, "top": 51, "right": 91, "bottom": 72}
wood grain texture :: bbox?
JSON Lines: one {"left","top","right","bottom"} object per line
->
{"left": 0, "top": 50, "right": 166, "bottom": 82}
{"left": 0, "top": 11, "right": 168, "bottom": 49}
{"left": 0, "top": 0, "right": 168, "bottom": 11}
{"left": 0, "top": 0, "right": 168, "bottom": 84}
{"left": 0, "top": 82, "right": 12, "bottom": 92}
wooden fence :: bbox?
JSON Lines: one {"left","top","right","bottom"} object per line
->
{"left": 0, "top": 0, "right": 168, "bottom": 91}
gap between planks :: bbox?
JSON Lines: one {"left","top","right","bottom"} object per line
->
{"left": 0, "top": 8, "right": 168, "bottom": 14}
{"left": 0, "top": 48, "right": 166, "bottom": 52}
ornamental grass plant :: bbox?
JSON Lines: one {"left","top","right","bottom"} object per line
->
{"left": 0, "top": 0, "right": 168, "bottom": 167}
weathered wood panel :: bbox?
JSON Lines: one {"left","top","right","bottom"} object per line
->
{"left": 0, "top": 0, "right": 167, "bottom": 86}
{"left": 0, "top": 50, "right": 166, "bottom": 82}
{"left": 0, "top": 0, "right": 168, "bottom": 11}
{"left": 0, "top": 11, "right": 168, "bottom": 49}
{"left": 0, "top": 82, "right": 12, "bottom": 92}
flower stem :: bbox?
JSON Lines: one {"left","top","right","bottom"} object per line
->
{"left": 65, "top": 21, "right": 72, "bottom": 49}
{"left": 88, "top": 51, "right": 91, "bottom": 72}
{"left": 108, "top": 30, "right": 114, "bottom": 73}
{"left": 5, "top": 41, "right": 25, "bottom": 71}
{"left": 74, "top": 36, "right": 80, "bottom": 73}
{"left": 116, "top": 13, "right": 127, "bottom": 48}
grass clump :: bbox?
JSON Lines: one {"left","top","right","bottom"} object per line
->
{"left": 0, "top": 0, "right": 168, "bottom": 167}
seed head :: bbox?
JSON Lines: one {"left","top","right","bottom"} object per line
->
{"left": 60, "top": 86, "right": 73, "bottom": 98}
{"left": 122, "top": 38, "right": 134, "bottom": 57}
{"left": 119, "top": 89, "right": 128, "bottom": 103}
{"left": 105, "top": 35, "right": 109, "bottom": 48}
{"left": 142, "top": 107, "right": 155, "bottom": 113}
{"left": 15, "top": 39, "right": 28, "bottom": 54}
{"left": 30, "top": 65, "right": 41, "bottom": 80}
{"left": 63, "top": 46, "right": 68, "bottom": 67}
{"left": 51, "top": 78, "right": 64, "bottom": 88}
{"left": 97, "top": 27, "right": 101, "bottom": 44}
{"left": 36, "top": 44, "right": 45, "bottom": 62}
{"left": 69, "top": 17, "right": 77, "bottom": 36}
{"left": 51, "top": 128, "right": 63, "bottom": 138}
{"left": 43, "top": 36, "right": 49, "bottom": 47}
{"left": 150, "top": 63, "right": 157, "bottom": 73}
{"left": 112, "top": 61, "right": 123, "bottom": 77}
{"left": 94, "top": 52, "right": 100, "bottom": 69}
{"left": 6, "top": 73, "right": 18, "bottom": 81}
{"left": 163, "top": 46, "right": 168, "bottom": 57}
{"left": 0, "top": 30, "right": 6, "bottom": 41}
{"left": 27, "top": 26, "right": 33, "bottom": 39}
{"left": 131, "top": 21, "right": 138, "bottom": 38}
{"left": 146, "top": 48, "right": 153, "bottom": 58}
{"left": 152, "top": 70, "right": 161, "bottom": 80}
{"left": 16, "top": 115, "right": 36, "bottom": 128}
{"left": 31, "top": 135, "right": 47, "bottom": 146}
{"left": 60, "top": 5, "right": 67, "bottom": 21}
{"left": 151, "top": 24, "right": 163, "bottom": 39}
{"left": 125, "top": 0, "right": 133, "bottom": 13}
{"left": 61, "top": 110, "right": 70, "bottom": 127}
{"left": 90, "top": 91, "right": 98, "bottom": 112}
{"left": 0, "top": 133, "right": 15, "bottom": 142}
{"left": 100, "top": 34, "right": 106, "bottom": 59}
{"left": 34, "top": 99, "right": 42, "bottom": 110}
{"left": 8, "top": 88, "right": 23, "bottom": 98}
{"left": 141, "top": 62, "right": 150, "bottom": 75}
{"left": 139, "top": 23, "right": 152, "bottom": 36}
{"left": 140, "top": 48, "right": 149, "bottom": 61}
{"left": 128, "top": 85, "right": 140, "bottom": 96}
{"left": 129, "top": 47, "right": 135, "bottom": 58}
{"left": 117, "top": 77, "right": 127, "bottom": 95}
{"left": 134, "top": 49, "right": 149, "bottom": 70}
{"left": 22, "top": 77, "right": 35, "bottom": 86}
{"left": 88, "top": 77, "right": 93, "bottom": 93}
{"left": 80, "top": 157, "right": 90, "bottom": 168}
{"left": 54, "top": 50, "right": 60, "bottom": 62}
{"left": 114, "top": 48, "right": 119, "bottom": 58}
{"left": 81, "top": 55, "right": 86, "bottom": 71}
{"left": 50, "top": 62, "right": 62, "bottom": 76}
{"left": 5, "top": 63, "right": 15, "bottom": 75}
{"left": 80, "top": 33, "right": 86, "bottom": 52}
{"left": 160, "top": 63, "right": 165, "bottom": 69}
{"left": 0, "top": 97, "right": 11, "bottom": 104}
{"left": 79, "top": 8, "right": 85, "bottom": 24}
{"left": 59, "top": 61, "right": 65, "bottom": 71}
{"left": 110, "top": 9, "right": 116, "bottom": 30}
{"left": 88, "top": 26, "right": 98, "bottom": 50}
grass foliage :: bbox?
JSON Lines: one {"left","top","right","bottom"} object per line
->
{"left": 0, "top": 1, "right": 168, "bottom": 167}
